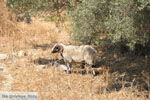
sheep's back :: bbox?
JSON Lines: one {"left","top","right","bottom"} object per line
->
{"left": 63, "top": 45, "right": 85, "bottom": 62}
{"left": 62, "top": 45, "right": 97, "bottom": 63}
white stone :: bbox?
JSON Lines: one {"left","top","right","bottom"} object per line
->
{"left": 58, "top": 64, "right": 68, "bottom": 71}
{"left": 0, "top": 54, "right": 8, "bottom": 60}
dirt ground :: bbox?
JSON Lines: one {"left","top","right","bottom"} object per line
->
{"left": 0, "top": 1, "right": 149, "bottom": 100}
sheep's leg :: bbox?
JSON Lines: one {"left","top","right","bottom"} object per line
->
{"left": 85, "top": 64, "right": 90, "bottom": 74}
{"left": 66, "top": 63, "right": 72, "bottom": 74}
{"left": 91, "top": 65, "right": 96, "bottom": 76}
{"left": 85, "top": 64, "right": 95, "bottom": 76}
{"left": 87, "top": 65, "right": 96, "bottom": 76}
{"left": 92, "top": 68, "right": 96, "bottom": 76}
{"left": 81, "top": 61, "right": 85, "bottom": 69}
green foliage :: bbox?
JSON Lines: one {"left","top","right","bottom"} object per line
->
{"left": 106, "top": 0, "right": 150, "bottom": 50}
{"left": 6, "top": 0, "right": 81, "bottom": 15}
{"left": 71, "top": 0, "right": 109, "bottom": 44}
{"left": 106, "top": 0, "right": 137, "bottom": 49}
{"left": 7, "top": 0, "right": 41, "bottom": 14}
{"left": 71, "top": 0, "right": 150, "bottom": 49}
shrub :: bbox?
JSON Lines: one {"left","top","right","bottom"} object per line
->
{"left": 71, "top": 0, "right": 150, "bottom": 50}
{"left": 6, "top": 0, "right": 81, "bottom": 15}
{"left": 106, "top": 0, "right": 150, "bottom": 50}
{"left": 71, "top": 0, "right": 109, "bottom": 44}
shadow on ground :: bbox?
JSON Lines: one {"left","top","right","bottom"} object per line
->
{"left": 33, "top": 44, "right": 53, "bottom": 50}
{"left": 33, "top": 57, "right": 105, "bottom": 76}
{"left": 100, "top": 44, "right": 150, "bottom": 95}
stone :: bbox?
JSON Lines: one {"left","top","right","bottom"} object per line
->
{"left": 0, "top": 54, "right": 8, "bottom": 60}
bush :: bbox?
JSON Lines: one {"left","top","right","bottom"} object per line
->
{"left": 106, "top": 0, "right": 150, "bottom": 50}
{"left": 6, "top": 0, "right": 81, "bottom": 15}
{"left": 71, "top": 0, "right": 150, "bottom": 49}
{"left": 71, "top": 0, "right": 109, "bottom": 44}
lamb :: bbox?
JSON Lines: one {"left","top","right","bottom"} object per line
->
{"left": 51, "top": 43, "right": 97, "bottom": 75}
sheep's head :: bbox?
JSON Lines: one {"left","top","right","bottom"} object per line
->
{"left": 51, "top": 44, "right": 64, "bottom": 53}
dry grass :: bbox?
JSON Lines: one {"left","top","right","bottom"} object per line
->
{"left": 0, "top": 74, "right": 6, "bottom": 83}
{"left": 3, "top": 52, "right": 149, "bottom": 100}
{"left": 0, "top": 1, "right": 149, "bottom": 100}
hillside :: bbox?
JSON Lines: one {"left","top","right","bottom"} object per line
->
{"left": 0, "top": 1, "right": 149, "bottom": 100}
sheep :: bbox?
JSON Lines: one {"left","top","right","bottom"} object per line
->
{"left": 51, "top": 43, "right": 97, "bottom": 75}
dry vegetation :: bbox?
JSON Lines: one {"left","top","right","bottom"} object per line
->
{"left": 0, "top": 74, "right": 6, "bottom": 84}
{"left": 0, "top": 1, "right": 149, "bottom": 100}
